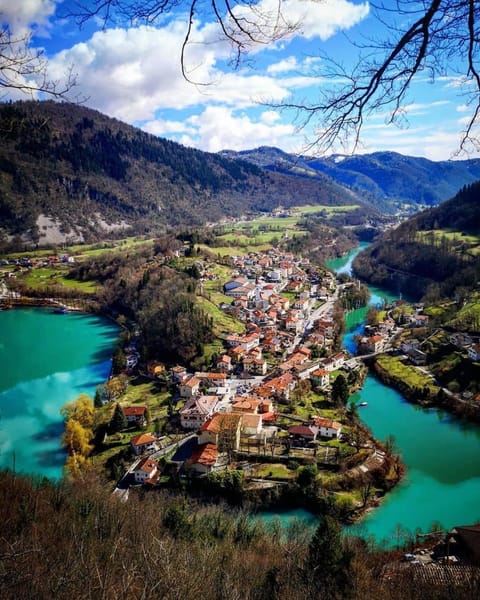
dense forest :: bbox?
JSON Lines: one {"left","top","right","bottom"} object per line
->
{"left": 0, "top": 100, "right": 362, "bottom": 248}
{"left": 352, "top": 182, "right": 480, "bottom": 302}
{"left": 69, "top": 245, "right": 213, "bottom": 365}
{"left": 1, "top": 470, "right": 478, "bottom": 600}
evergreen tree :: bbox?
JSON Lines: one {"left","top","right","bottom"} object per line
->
{"left": 331, "top": 374, "right": 349, "bottom": 407}
{"left": 94, "top": 384, "right": 108, "bottom": 407}
{"left": 109, "top": 403, "right": 127, "bottom": 433}
{"left": 305, "top": 516, "right": 354, "bottom": 599}
{"left": 112, "top": 347, "right": 126, "bottom": 374}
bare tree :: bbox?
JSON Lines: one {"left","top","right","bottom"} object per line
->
{"left": 65, "top": 0, "right": 298, "bottom": 81}
{"left": 0, "top": 25, "right": 78, "bottom": 99}
{"left": 64, "top": 1, "right": 480, "bottom": 153}
{"left": 271, "top": 0, "right": 480, "bottom": 154}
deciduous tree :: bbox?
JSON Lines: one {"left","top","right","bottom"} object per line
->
{"left": 61, "top": 394, "right": 94, "bottom": 429}
{"left": 62, "top": 418, "right": 93, "bottom": 457}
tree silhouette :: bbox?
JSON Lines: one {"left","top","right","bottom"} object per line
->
{"left": 68, "top": 0, "right": 480, "bottom": 153}
{"left": 332, "top": 374, "right": 349, "bottom": 407}
{"left": 0, "top": 26, "right": 78, "bottom": 99}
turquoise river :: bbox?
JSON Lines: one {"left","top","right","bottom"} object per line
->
{"left": 330, "top": 245, "right": 480, "bottom": 545}
{"left": 0, "top": 307, "right": 118, "bottom": 479}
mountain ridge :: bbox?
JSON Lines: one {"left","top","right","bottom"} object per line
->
{"left": 0, "top": 101, "right": 365, "bottom": 248}
{"left": 221, "top": 147, "right": 480, "bottom": 214}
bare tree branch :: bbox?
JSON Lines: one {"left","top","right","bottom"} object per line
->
{"left": 65, "top": 0, "right": 298, "bottom": 84}
{"left": 63, "top": 0, "right": 480, "bottom": 154}
{"left": 0, "top": 25, "right": 80, "bottom": 100}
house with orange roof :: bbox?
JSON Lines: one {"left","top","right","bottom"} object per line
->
{"left": 179, "top": 376, "right": 201, "bottom": 398}
{"left": 311, "top": 368, "right": 330, "bottom": 389}
{"left": 294, "top": 297, "right": 310, "bottom": 315}
{"left": 194, "top": 372, "right": 228, "bottom": 384}
{"left": 198, "top": 413, "right": 242, "bottom": 452}
{"left": 133, "top": 456, "right": 158, "bottom": 484}
{"left": 179, "top": 395, "right": 219, "bottom": 430}
{"left": 170, "top": 365, "right": 188, "bottom": 383}
{"left": 122, "top": 405, "right": 147, "bottom": 427}
{"left": 229, "top": 345, "right": 246, "bottom": 363}
{"left": 187, "top": 442, "right": 222, "bottom": 475}
{"left": 259, "top": 373, "right": 295, "bottom": 401}
{"left": 323, "top": 352, "right": 346, "bottom": 372}
{"left": 231, "top": 396, "right": 264, "bottom": 414}
{"left": 365, "top": 335, "right": 385, "bottom": 353}
{"left": 294, "top": 361, "right": 326, "bottom": 381}
{"left": 312, "top": 416, "right": 342, "bottom": 439}
{"left": 241, "top": 413, "right": 263, "bottom": 436}
{"left": 216, "top": 354, "right": 232, "bottom": 373}
{"left": 242, "top": 355, "right": 267, "bottom": 375}
{"left": 285, "top": 314, "right": 302, "bottom": 333}
{"left": 288, "top": 424, "right": 319, "bottom": 443}
{"left": 130, "top": 432, "right": 158, "bottom": 455}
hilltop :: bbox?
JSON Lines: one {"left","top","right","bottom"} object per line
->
{"left": 0, "top": 101, "right": 365, "bottom": 248}
{"left": 352, "top": 181, "right": 480, "bottom": 305}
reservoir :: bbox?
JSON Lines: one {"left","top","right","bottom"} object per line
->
{"left": 0, "top": 307, "right": 118, "bottom": 479}
{"left": 330, "top": 246, "right": 480, "bottom": 545}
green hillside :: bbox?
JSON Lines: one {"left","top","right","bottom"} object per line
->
{"left": 352, "top": 181, "right": 480, "bottom": 301}
{"left": 0, "top": 100, "right": 362, "bottom": 248}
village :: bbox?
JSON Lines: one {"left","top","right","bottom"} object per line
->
{"left": 110, "top": 245, "right": 406, "bottom": 500}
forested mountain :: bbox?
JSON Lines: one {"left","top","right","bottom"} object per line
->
{"left": 222, "top": 147, "right": 480, "bottom": 214}
{"left": 0, "top": 101, "right": 362, "bottom": 247}
{"left": 352, "top": 182, "right": 480, "bottom": 301}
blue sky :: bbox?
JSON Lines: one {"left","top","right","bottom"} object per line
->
{"left": 1, "top": 0, "right": 478, "bottom": 160}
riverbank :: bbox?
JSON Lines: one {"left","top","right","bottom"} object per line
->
{"left": 326, "top": 245, "right": 480, "bottom": 543}
{"left": 370, "top": 353, "right": 480, "bottom": 423}
{"left": 0, "top": 307, "right": 119, "bottom": 478}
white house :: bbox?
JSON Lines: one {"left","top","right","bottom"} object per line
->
{"left": 122, "top": 405, "right": 147, "bottom": 427}
{"left": 179, "top": 395, "right": 219, "bottom": 430}
{"left": 179, "top": 376, "right": 201, "bottom": 398}
{"left": 198, "top": 413, "right": 242, "bottom": 451}
{"left": 312, "top": 417, "right": 342, "bottom": 439}
{"left": 188, "top": 443, "right": 222, "bottom": 475}
{"left": 467, "top": 343, "right": 480, "bottom": 362}
{"left": 310, "top": 367, "right": 330, "bottom": 389}
{"left": 241, "top": 413, "right": 263, "bottom": 436}
{"left": 133, "top": 456, "right": 158, "bottom": 484}
{"left": 130, "top": 433, "right": 157, "bottom": 455}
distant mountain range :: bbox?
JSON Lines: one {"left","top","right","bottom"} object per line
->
{"left": 221, "top": 146, "right": 480, "bottom": 214}
{"left": 1, "top": 100, "right": 480, "bottom": 248}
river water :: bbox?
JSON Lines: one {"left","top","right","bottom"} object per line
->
{"left": 330, "top": 245, "right": 480, "bottom": 545}
{"left": 0, "top": 307, "right": 118, "bottom": 479}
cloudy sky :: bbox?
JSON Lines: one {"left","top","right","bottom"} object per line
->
{"left": 1, "top": 0, "right": 478, "bottom": 160}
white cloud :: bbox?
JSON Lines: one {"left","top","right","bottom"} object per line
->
{"left": 180, "top": 106, "right": 297, "bottom": 152}
{"left": 279, "top": 0, "right": 369, "bottom": 40}
{"left": 357, "top": 119, "right": 480, "bottom": 161}
{"left": 231, "top": 0, "right": 369, "bottom": 43}
{"left": 267, "top": 56, "right": 299, "bottom": 74}
{"left": 142, "top": 118, "right": 196, "bottom": 137}
{"left": 0, "top": 0, "right": 56, "bottom": 36}
{"left": 47, "top": 22, "right": 322, "bottom": 123}
{"left": 261, "top": 111, "right": 281, "bottom": 125}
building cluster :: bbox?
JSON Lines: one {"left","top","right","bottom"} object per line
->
{"left": 122, "top": 248, "right": 353, "bottom": 482}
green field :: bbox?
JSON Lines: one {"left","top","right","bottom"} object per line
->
{"left": 18, "top": 267, "right": 97, "bottom": 293}
{"left": 376, "top": 355, "right": 440, "bottom": 395}
{"left": 417, "top": 229, "right": 480, "bottom": 257}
